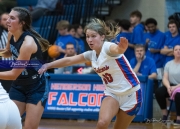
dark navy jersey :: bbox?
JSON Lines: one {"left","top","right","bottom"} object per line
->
{"left": 10, "top": 31, "right": 43, "bottom": 80}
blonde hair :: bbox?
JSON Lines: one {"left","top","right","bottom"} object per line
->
{"left": 84, "top": 18, "right": 117, "bottom": 41}
{"left": 56, "top": 20, "right": 70, "bottom": 30}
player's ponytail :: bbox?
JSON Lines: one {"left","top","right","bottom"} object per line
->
{"left": 27, "top": 28, "right": 50, "bottom": 52}
{"left": 12, "top": 7, "right": 50, "bottom": 52}
{"left": 84, "top": 18, "right": 117, "bottom": 41}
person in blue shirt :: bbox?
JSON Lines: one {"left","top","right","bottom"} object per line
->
{"left": 130, "top": 10, "right": 145, "bottom": 45}
{"left": 144, "top": 18, "right": 166, "bottom": 80}
{"left": 161, "top": 20, "right": 180, "bottom": 66}
{"left": 74, "top": 24, "right": 85, "bottom": 54}
{"left": 55, "top": 20, "right": 77, "bottom": 59}
{"left": 54, "top": 43, "right": 85, "bottom": 74}
{"left": 130, "top": 44, "right": 157, "bottom": 79}
{"left": 112, "top": 19, "right": 134, "bottom": 61}
{"left": 164, "top": 15, "right": 180, "bottom": 37}
{"left": 68, "top": 25, "right": 76, "bottom": 37}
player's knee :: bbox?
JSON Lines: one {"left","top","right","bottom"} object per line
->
{"left": 96, "top": 119, "right": 109, "bottom": 128}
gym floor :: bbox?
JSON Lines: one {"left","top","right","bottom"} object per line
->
{"left": 38, "top": 99, "right": 179, "bottom": 129}
{"left": 38, "top": 119, "right": 178, "bottom": 129}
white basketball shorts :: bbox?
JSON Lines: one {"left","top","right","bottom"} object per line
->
{"left": 0, "top": 99, "right": 22, "bottom": 129}
{"left": 104, "top": 87, "right": 142, "bottom": 116}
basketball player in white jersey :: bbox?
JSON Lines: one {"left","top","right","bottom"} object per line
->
{"left": 0, "top": 82, "right": 22, "bottom": 129}
{"left": 39, "top": 18, "right": 142, "bottom": 129}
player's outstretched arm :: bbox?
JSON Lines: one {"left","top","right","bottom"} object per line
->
{"left": 38, "top": 54, "right": 87, "bottom": 74}
{"left": 109, "top": 37, "right": 128, "bottom": 55}
{"left": 0, "top": 36, "right": 37, "bottom": 80}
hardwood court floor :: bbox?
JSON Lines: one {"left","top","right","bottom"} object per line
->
{"left": 38, "top": 119, "right": 179, "bottom": 129}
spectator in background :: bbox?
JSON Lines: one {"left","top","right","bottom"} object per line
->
{"left": 0, "top": 0, "right": 16, "bottom": 15}
{"left": 0, "top": 13, "right": 13, "bottom": 61}
{"left": 161, "top": 20, "right": 180, "bottom": 66}
{"left": 54, "top": 43, "right": 84, "bottom": 74}
{"left": 0, "top": 13, "right": 13, "bottom": 93}
{"left": 144, "top": 18, "right": 166, "bottom": 80}
{"left": 130, "top": 44, "right": 157, "bottom": 79}
{"left": 165, "top": 14, "right": 180, "bottom": 37}
{"left": 74, "top": 24, "right": 85, "bottom": 54}
{"left": 29, "top": 0, "right": 58, "bottom": 21}
{"left": 68, "top": 25, "right": 76, "bottom": 37}
{"left": 130, "top": 10, "right": 145, "bottom": 45}
{"left": 55, "top": 20, "right": 76, "bottom": 59}
{"left": 112, "top": 19, "right": 134, "bottom": 61}
{"left": 155, "top": 44, "right": 180, "bottom": 126}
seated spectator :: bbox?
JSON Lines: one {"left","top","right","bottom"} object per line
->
{"left": 112, "top": 19, "right": 134, "bottom": 61}
{"left": 54, "top": 43, "right": 84, "bottom": 74}
{"left": 130, "top": 10, "right": 145, "bottom": 45}
{"left": 55, "top": 20, "right": 76, "bottom": 59}
{"left": 74, "top": 24, "right": 85, "bottom": 54}
{"left": 0, "top": 0, "right": 16, "bottom": 15}
{"left": 68, "top": 25, "right": 76, "bottom": 37}
{"left": 161, "top": 20, "right": 180, "bottom": 66}
{"left": 130, "top": 44, "right": 157, "bottom": 79}
{"left": 155, "top": 44, "right": 180, "bottom": 126}
{"left": 0, "top": 13, "right": 13, "bottom": 92}
{"left": 29, "top": 0, "right": 58, "bottom": 21}
{"left": 144, "top": 18, "right": 165, "bottom": 80}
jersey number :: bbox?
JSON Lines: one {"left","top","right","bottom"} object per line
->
{"left": 102, "top": 73, "right": 113, "bottom": 84}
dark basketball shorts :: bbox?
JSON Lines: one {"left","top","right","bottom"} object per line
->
{"left": 9, "top": 74, "right": 49, "bottom": 108}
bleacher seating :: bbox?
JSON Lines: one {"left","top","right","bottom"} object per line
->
{"left": 17, "top": 0, "right": 38, "bottom": 9}
{"left": 17, "top": 0, "right": 121, "bottom": 44}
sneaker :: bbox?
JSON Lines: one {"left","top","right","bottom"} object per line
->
{"left": 161, "top": 115, "right": 167, "bottom": 123}
{"left": 173, "top": 120, "right": 180, "bottom": 126}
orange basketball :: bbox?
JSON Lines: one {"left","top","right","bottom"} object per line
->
{"left": 85, "top": 61, "right": 92, "bottom": 66}
{"left": 48, "top": 45, "right": 60, "bottom": 58}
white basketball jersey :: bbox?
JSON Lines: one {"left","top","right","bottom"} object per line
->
{"left": 0, "top": 83, "right": 9, "bottom": 102}
{"left": 84, "top": 41, "right": 140, "bottom": 95}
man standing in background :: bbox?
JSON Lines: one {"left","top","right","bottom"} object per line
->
{"left": 161, "top": 20, "right": 180, "bottom": 66}
{"left": 130, "top": 10, "right": 145, "bottom": 45}
{"left": 74, "top": 24, "right": 85, "bottom": 54}
{"left": 112, "top": 19, "right": 134, "bottom": 61}
{"left": 144, "top": 18, "right": 165, "bottom": 80}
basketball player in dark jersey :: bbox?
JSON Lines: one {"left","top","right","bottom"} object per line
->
{"left": 0, "top": 7, "right": 49, "bottom": 128}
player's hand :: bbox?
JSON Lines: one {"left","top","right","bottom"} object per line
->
{"left": 136, "top": 53, "right": 143, "bottom": 62}
{"left": 38, "top": 63, "right": 49, "bottom": 74}
{"left": 0, "top": 49, "right": 12, "bottom": 58}
{"left": 118, "top": 37, "right": 128, "bottom": 51}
